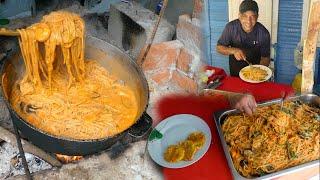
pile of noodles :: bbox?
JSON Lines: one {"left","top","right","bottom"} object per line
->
{"left": 222, "top": 101, "right": 320, "bottom": 177}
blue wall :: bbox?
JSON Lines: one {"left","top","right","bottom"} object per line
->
{"left": 275, "top": 0, "right": 303, "bottom": 84}
{"left": 202, "top": 0, "right": 229, "bottom": 74}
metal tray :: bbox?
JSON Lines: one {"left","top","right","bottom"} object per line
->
{"left": 213, "top": 94, "right": 320, "bottom": 180}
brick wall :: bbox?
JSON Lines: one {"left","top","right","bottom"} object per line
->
{"left": 137, "top": 12, "right": 206, "bottom": 107}
{"left": 139, "top": 1, "right": 206, "bottom": 122}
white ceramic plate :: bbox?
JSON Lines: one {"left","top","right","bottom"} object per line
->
{"left": 147, "top": 114, "right": 212, "bottom": 168}
{"left": 239, "top": 64, "right": 272, "bottom": 83}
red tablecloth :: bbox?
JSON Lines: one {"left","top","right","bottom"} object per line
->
{"left": 157, "top": 67, "right": 295, "bottom": 180}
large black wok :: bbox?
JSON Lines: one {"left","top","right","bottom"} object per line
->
{"left": 0, "top": 36, "right": 152, "bottom": 155}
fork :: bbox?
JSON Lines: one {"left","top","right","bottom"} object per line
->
{"left": 140, "top": 120, "right": 169, "bottom": 160}
{"left": 243, "top": 58, "right": 253, "bottom": 67}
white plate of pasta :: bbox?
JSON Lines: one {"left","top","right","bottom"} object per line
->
{"left": 239, "top": 65, "right": 272, "bottom": 83}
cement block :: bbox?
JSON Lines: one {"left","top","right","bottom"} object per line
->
{"left": 176, "top": 14, "right": 201, "bottom": 54}
{"left": 108, "top": 1, "right": 175, "bottom": 60}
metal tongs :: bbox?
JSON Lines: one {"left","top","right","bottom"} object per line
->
{"left": 0, "top": 28, "right": 20, "bottom": 36}
{"left": 206, "top": 75, "right": 224, "bottom": 89}
{"left": 280, "top": 92, "right": 286, "bottom": 110}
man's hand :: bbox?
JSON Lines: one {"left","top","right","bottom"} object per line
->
{"left": 231, "top": 48, "right": 246, "bottom": 61}
{"left": 228, "top": 93, "right": 257, "bottom": 115}
{"left": 216, "top": 45, "right": 246, "bottom": 61}
{"left": 201, "top": 89, "right": 257, "bottom": 115}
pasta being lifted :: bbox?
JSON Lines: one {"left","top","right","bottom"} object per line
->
{"left": 17, "top": 11, "right": 85, "bottom": 89}
{"left": 10, "top": 11, "right": 139, "bottom": 140}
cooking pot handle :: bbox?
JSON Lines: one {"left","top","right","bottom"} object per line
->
{"left": 128, "top": 112, "right": 152, "bottom": 139}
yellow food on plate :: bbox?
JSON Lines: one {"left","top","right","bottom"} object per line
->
{"left": 163, "top": 131, "right": 206, "bottom": 163}
{"left": 164, "top": 145, "right": 185, "bottom": 163}
{"left": 187, "top": 131, "right": 206, "bottom": 149}
{"left": 241, "top": 66, "right": 268, "bottom": 81}
{"left": 180, "top": 140, "right": 198, "bottom": 161}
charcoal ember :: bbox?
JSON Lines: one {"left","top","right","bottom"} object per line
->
{"left": 10, "top": 153, "right": 52, "bottom": 175}
{"left": 1, "top": 142, "right": 52, "bottom": 179}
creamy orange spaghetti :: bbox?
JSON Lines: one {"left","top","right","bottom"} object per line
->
{"left": 10, "top": 11, "right": 138, "bottom": 140}
{"left": 222, "top": 101, "right": 320, "bottom": 177}
{"left": 241, "top": 66, "right": 268, "bottom": 81}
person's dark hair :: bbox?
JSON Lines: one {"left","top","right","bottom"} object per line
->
{"left": 239, "top": 0, "right": 259, "bottom": 14}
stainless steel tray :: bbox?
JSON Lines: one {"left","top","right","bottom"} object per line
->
{"left": 213, "top": 94, "right": 320, "bottom": 180}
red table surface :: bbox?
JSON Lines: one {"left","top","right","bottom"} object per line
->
{"left": 157, "top": 67, "right": 295, "bottom": 180}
